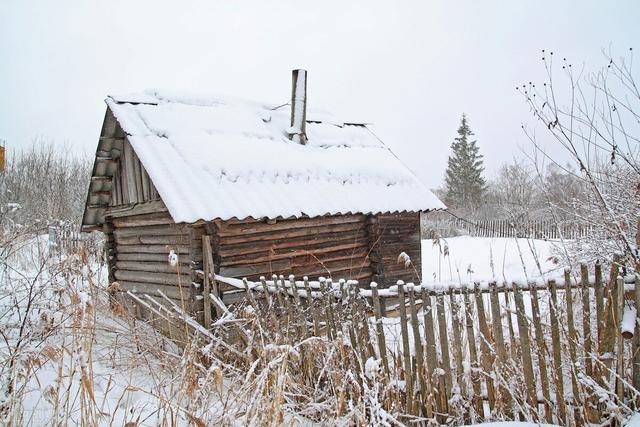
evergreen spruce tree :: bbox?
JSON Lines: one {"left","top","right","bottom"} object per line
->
{"left": 444, "top": 114, "right": 487, "bottom": 209}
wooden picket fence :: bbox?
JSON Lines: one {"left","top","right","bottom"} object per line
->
{"left": 48, "top": 223, "right": 102, "bottom": 255}
{"left": 198, "top": 254, "right": 640, "bottom": 425}
{"left": 424, "top": 216, "right": 591, "bottom": 240}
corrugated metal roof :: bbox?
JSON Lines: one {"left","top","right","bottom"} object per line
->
{"left": 83, "top": 89, "right": 445, "bottom": 227}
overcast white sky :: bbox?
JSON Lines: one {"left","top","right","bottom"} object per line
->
{"left": 1, "top": 1, "right": 638, "bottom": 188}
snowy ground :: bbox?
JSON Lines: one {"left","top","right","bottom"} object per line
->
{"left": 0, "top": 236, "right": 233, "bottom": 426}
{"left": 2, "top": 234, "right": 635, "bottom": 425}
{"left": 422, "top": 236, "right": 563, "bottom": 284}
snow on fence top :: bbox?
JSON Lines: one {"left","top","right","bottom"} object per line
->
{"left": 106, "top": 89, "right": 445, "bottom": 223}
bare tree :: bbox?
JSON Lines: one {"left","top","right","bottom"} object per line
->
{"left": 518, "top": 48, "right": 640, "bottom": 266}
{"left": 490, "top": 159, "right": 544, "bottom": 223}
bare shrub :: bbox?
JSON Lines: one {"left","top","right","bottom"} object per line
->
{"left": 0, "top": 139, "right": 92, "bottom": 233}
{"left": 519, "top": 48, "right": 640, "bottom": 267}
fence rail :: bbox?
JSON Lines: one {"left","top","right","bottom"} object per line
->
{"left": 194, "top": 252, "right": 638, "bottom": 425}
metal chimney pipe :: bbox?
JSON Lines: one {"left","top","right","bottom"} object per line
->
{"left": 289, "top": 69, "right": 307, "bottom": 145}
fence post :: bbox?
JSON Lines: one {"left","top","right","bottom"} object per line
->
{"left": 463, "top": 285, "right": 484, "bottom": 420}
{"left": 370, "top": 283, "right": 389, "bottom": 377}
{"left": 594, "top": 261, "right": 604, "bottom": 345}
{"left": 600, "top": 254, "right": 622, "bottom": 359}
{"left": 421, "top": 287, "right": 443, "bottom": 417}
{"left": 289, "top": 275, "right": 309, "bottom": 338}
{"left": 271, "top": 274, "right": 284, "bottom": 313}
{"left": 564, "top": 269, "right": 584, "bottom": 425}
{"left": 397, "top": 281, "right": 414, "bottom": 415}
{"left": 580, "top": 263, "right": 593, "bottom": 378}
{"left": 512, "top": 282, "right": 539, "bottom": 422}
{"left": 548, "top": 279, "right": 567, "bottom": 424}
{"left": 408, "top": 283, "right": 431, "bottom": 418}
{"left": 260, "top": 276, "right": 272, "bottom": 308}
{"left": 527, "top": 282, "right": 552, "bottom": 423}
{"left": 319, "top": 277, "right": 336, "bottom": 340}
{"left": 303, "top": 277, "right": 320, "bottom": 336}
{"left": 489, "top": 283, "right": 512, "bottom": 419}
{"left": 449, "top": 286, "right": 469, "bottom": 423}
{"left": 474, "top": 283, "right": 496, "bottom": 413}
{"left": 435, "top": 288, "right": 453, "bottom": 413}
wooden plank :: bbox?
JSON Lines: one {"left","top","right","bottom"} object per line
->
{"left": 115, "top": 261, "right": 190, "bottom": 274}
{"left": 215, "top": 214, "right": 366, "bottom": 235}
{"left": 123, "top": 139, "right": 137, "bottom": 203}
{"left": 371, "top": 283, "right": 389, "bottom": 377}
{"left": 600, "top": 254, "right": 621, "bottom": 356}
{"left": 103, "top": 220, "right": 116, "bottom": 283}
{"left": 594, "top": 261, "right": 604, "bottom": 345}
{"left": 421, "top": 287, "right": 442, "bottom": 416}
{"left": 512, "top": 283, "right": 538, "bottom": 422}
{"left": 117, "top": 252, "right": 188, "bottom": 263}
{"left": 564, "top": 269, "right": 582, "bottom": 420}
{"left": 114, "top": 269, "right": 190, "bottom": 286}
{"left": 116, "top": 235, "right": 191, "bottom": 246}
{"left": 289, "top": 275, "right": 309, "bottom": 338}
{"left": 114, "top": 225, "right": 187, "bottom": 239}
{"left": 202, "top": 236, "right": 213, "bottom": 326}
{"left": 140, "top": 162, "right": 151, "bottom": 201}
{"left": 132, "top": 155, "right": 144, "bottom": 202}
{"left": 527, "top": 282, "right": 552, "bottom": 423}
{"left": 219, "top": 221, "right": 366, "bottom": 245}
{"left": 397, "top": 282, "right": 414, "bottom": 415}
{"left": 464, "top": 287, "right": 484, "bottom": 420}
{"left": 407, "top": 284, "right": 430, "bottom": 418}
{"left": 548, "top": 280, "right": 567, "bottom": 423}
{"left": 320, "top": 278, "right": 337, "bottom": 340}
{"left": 106, "top": 200, "right": 173, "bottom": 227}
{"left": 353, "top": 281, "right": 375, "bottom": 357}
{"left": 304, "top": 277, "right": 321, "bottom": 337}
{"left": 474, "top": 283, "right": 496, "bottom": 412}
{"left": 117, "top": 244, "right": 189, "bottom": 255}
{"left": 489, "top": 283, "right": 512, "bottom": 418}
{"left": 449, "top": 287, "right": 468, "bottom": 422}
{"left": 189, "top": 225, "right": 205, "bottom": 318}
{"left": 118, "top": 280, "right": 189, "bottom": 299}
{"left": 435, "top": 291, "right": 452, "bottom": 413}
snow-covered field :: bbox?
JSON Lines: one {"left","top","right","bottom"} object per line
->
{"left": 422, "top": 236, "right": 563, "bottom": 284}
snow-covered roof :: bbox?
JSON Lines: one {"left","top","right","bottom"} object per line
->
{"left": 91, "top": 89, "right": 444, "bottom": 224}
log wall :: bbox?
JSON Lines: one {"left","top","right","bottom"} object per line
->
{"left": 210, "top": 214, "right": 374, "bottom": 286}
{"left": 108, "top": 210, "right": 194, "bottom": 313}
{"left": 368, "top": 212, "right": 422, "bottom": 285}
{"left": 207, "top": 212, "right": 422, "bottom": 290}
{"left": 104, "top": 208, "right": 422, "bottom": 329}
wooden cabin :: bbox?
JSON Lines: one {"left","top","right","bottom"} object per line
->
{"left": 81, "top": 70, "right": 445, "bottom": 324}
